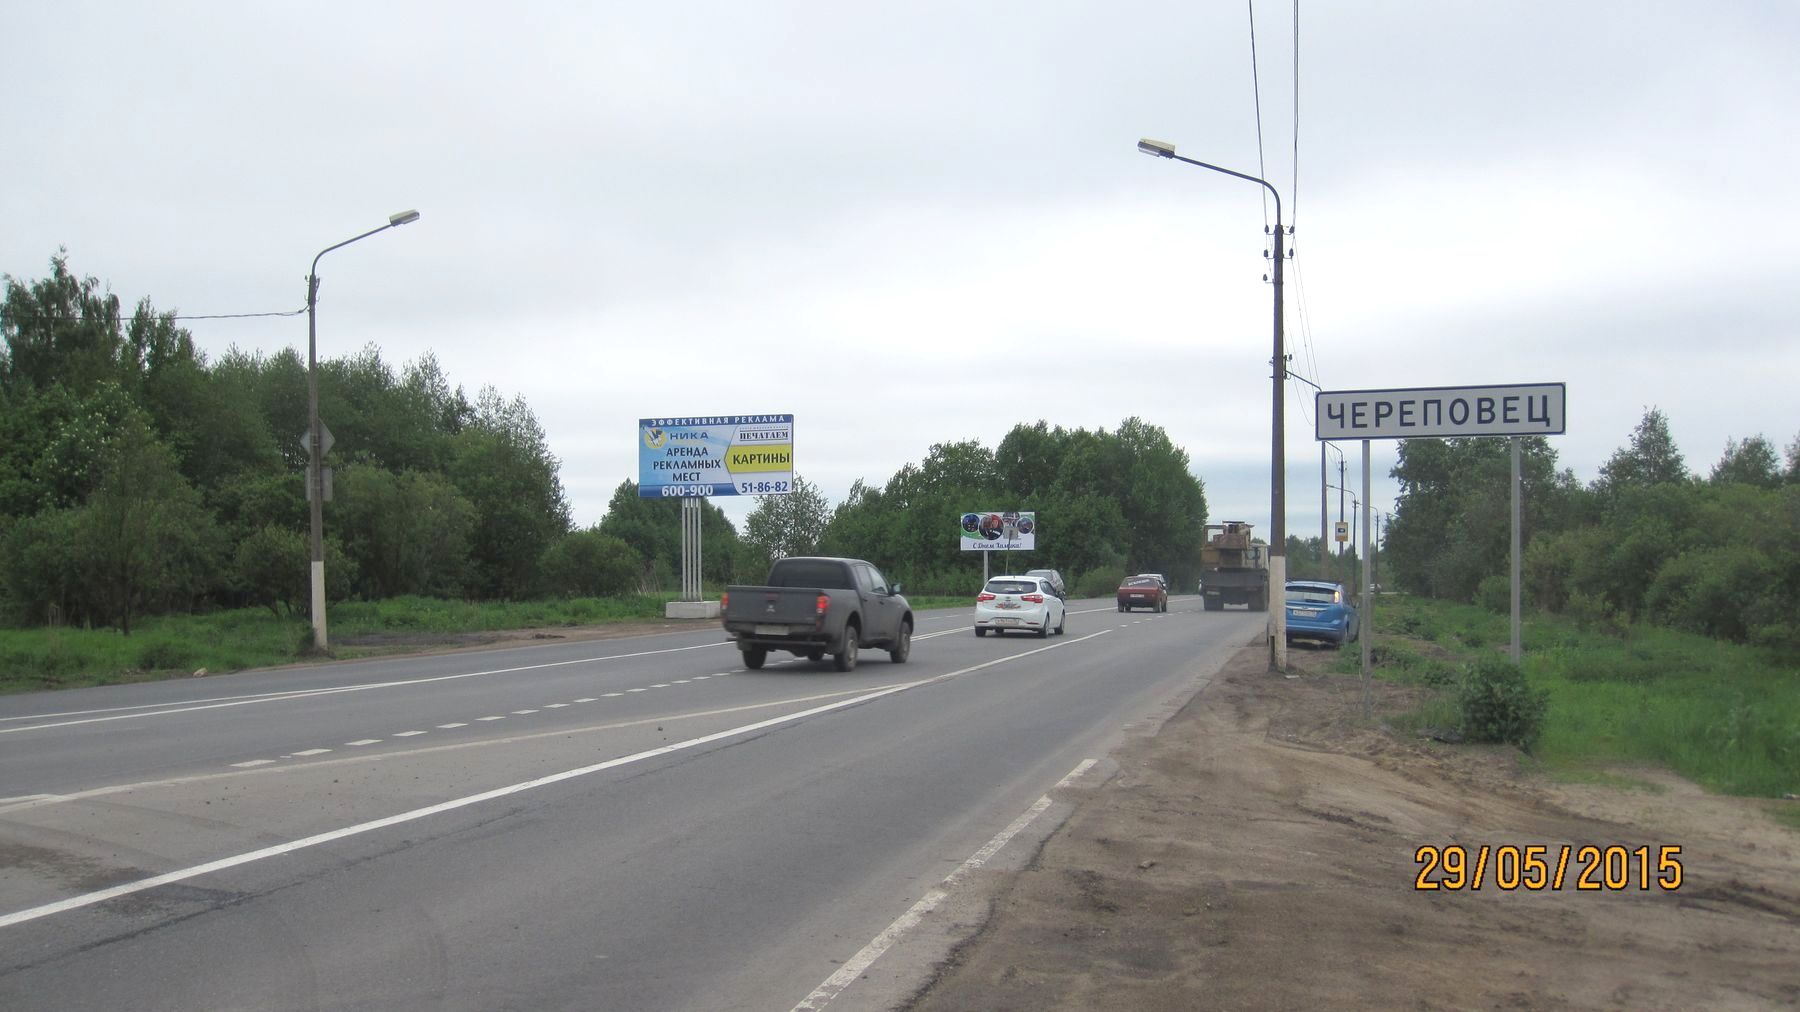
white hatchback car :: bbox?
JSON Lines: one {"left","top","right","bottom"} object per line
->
{"left": 974, "top": 576, "right": 1067, "bottom": 638}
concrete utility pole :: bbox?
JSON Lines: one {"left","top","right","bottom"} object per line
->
{"left": 1136, "top": 137, "right": 1288, "bottom": 670}
{"left": 1338, "top": 457, "right": 1347, "bottom": 557}
{"left": 305, "top": 209, "right": 420, "bottom": 650}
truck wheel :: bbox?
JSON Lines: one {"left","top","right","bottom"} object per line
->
{"left": 834, "top": 625, "right": 859, "bottom": 671}
{"left": 806, "top": 650, "right": 824, "bottom": 662}
{"left": 889, "top": 620, "right": 912, "bottom": 663}
{"left": 1204, "top": 597, "right": 1221, "bottom": 611}
{"left": 742, "top": 648, "right": 767, "bottom": 670}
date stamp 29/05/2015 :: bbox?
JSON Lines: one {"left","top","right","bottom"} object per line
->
{"left": 1414, "top": 844, "right": 1684, "bottom": 892}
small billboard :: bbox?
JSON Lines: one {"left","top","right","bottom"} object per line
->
{"left": 959, "top": 511, "right": 1036, "bottom": 551}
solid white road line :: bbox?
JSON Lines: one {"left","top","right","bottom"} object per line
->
{"left": 791, "top": 759, "right": 1100, "bottom": 1011}
{"left": 0, "top": 630, "right": 1111, "bottom": 932}
{"left": 0, "top": 640, "right": 736, "bottom": 736}
{"left": 0, "top": 683, "right": 921, "bottom": 932}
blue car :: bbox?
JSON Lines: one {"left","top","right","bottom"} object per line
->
{"left": 1285, "top": 581, "right": 1360, "bottom": 646}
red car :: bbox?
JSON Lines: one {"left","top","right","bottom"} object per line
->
{"left": 1117, "top": 575, "right": 1167, "bottom": 612}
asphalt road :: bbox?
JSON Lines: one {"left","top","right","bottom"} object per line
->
{"left": 0, "top": 597, "right": 1262, "bottom": 1011}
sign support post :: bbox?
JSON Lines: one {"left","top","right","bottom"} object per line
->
{"left": 1361, "top": 439, "right": 1373, "bottom": 716}
{"left": 1511, "top": 436, "right": 1522, "bottom": 662}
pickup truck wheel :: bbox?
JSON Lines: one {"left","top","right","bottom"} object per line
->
{"left": 741, "top": 648, "right": 767, "bottom": 670}
{"left": 889, "top": 620, "right": 912, "bottom": 663}
{"left": 834, "top": 625, "right": 859, "bottom": 671}
{"left": 805, "top": 650, "right": 824, "bottom": 662}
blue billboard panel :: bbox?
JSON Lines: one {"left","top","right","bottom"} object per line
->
{"left": 637, "top": 414, "right": 794, "bottom": 498}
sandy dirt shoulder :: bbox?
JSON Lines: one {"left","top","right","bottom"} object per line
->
{"left": 904, "top": 640, "right": 1800, "bottom": 1011}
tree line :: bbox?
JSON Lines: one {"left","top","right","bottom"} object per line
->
{"left": 1382, "top": 407, "right": 1800, "bottom": 649}
{"left": 2, "top": 256, "right": 1211, "bottom": 631}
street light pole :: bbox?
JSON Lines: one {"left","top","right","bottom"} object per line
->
{"left": 305, "top": 209, "right": 421, "bottom": 650}
{"left": 1138, "top": 138, "right": 1288, "bottom": 670}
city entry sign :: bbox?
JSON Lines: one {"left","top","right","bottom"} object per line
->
{"left": 1315, "top": 383, "right": 1565, "bottom": 441}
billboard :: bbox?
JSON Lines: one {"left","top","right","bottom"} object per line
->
{"left": 638, "top": 414, "right": 794, "bottom": 497}
{"left": 959, "top": 510, "right": 1036, "bottom": 551}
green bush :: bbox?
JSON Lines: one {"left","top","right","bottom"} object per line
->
{"left": 1644, "top": 545, "right": 1777, "bottom": 643}
{"left": 1458, "top": 656, "right": 1549, "bottom": 751}
{"left": 1475, "top": 574, "right": 1510, "bottom": 615}
{"left": 1074, "top": 566, "right": 1127, "bottom": 599}
{"left": 1565, "top": 590, "right": 1628, "bottom": 637}
{"left": 538, "top": 530, "right": 641, "bottom": 598}
{"left": 1416, "top": 658, "right": 1459, "bottom": 686}
{"left": 135, "top": 638, "right": 197, "bottom": 672}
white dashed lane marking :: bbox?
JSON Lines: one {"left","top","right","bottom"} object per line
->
{"left": 218, "top": 619, "right": 1059, "bottom": 771}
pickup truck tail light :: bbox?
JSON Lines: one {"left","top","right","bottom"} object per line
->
{"left": 976, "top": 592, "right": 996, "bottom": 602}
{"left": 1022, "top": 593, "right": 1045, "bottom": 604}
{"left": 815, "top": 594, "right": 830, "bottom": 616}
{"left": 720, "top": 592, "right": 729, "bottom": 610}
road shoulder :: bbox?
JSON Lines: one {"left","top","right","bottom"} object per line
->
{"left": 903, "top": 642, "right": 1800, "bottom": 1010}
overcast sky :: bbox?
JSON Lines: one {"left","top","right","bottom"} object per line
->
{"left": 7, "top": 2, "right": 1797, "bottom": 550}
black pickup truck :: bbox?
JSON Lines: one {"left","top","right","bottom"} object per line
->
{"left": 720, "top": 557, "right": 913, "bottom": 671}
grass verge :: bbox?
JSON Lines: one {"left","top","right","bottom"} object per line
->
{"left": 1345, "top": 595, "right": 1799, "bottom": 800}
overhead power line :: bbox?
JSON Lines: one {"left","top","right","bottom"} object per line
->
{"left": 1247, "top": 0, "right": 1270, "bottom": 229}
{"left": 1292, "top": 0, "right": 1301, "bottom": 229}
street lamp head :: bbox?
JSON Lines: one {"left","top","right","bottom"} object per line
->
{"left": 388, "top": 209, "right": 421, "bottom": 226}
{"left": 1137, "top": 138, "right": 1176, "bottom": 158}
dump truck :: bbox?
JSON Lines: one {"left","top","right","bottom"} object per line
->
{"left": 1200, "top": 521, "right": 1269, "bottom": 611}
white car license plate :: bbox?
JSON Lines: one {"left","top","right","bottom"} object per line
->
{"left": 1291, "top": 609, "right": 1319, "bottom": 618}
{"left": 753, "top": 624, "right": 788, "bottom": 635}
{"left": 995, "top": 618, "right": 1020, "bottom": 625}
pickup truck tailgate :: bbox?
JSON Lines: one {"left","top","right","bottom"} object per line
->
{"left": 724, "top": 587, "right": 823, "bottom": 630}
